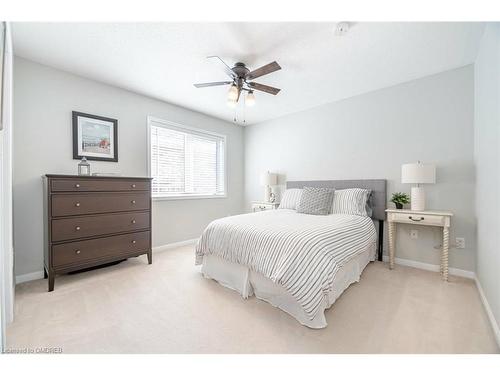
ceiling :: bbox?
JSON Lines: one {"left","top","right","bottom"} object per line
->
{"left": 12, "top": 22, "right": 485, "bottom": 125}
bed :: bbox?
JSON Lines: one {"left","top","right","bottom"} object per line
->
{"left": 195, "top": 179, "right": 387, "bottom": 328}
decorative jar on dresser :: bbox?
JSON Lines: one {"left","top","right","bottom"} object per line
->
{"left": 43, "top": 175, "right": 153, "bottom": 291}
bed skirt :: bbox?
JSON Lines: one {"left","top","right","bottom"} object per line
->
{"left": 200, "top": 242, "right": 376, "bottom": 329}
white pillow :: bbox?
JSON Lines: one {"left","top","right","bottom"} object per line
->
{"left": 331, "top": 188, "right": 371, "bottom": 216}
{"left": 279, "top": 189, "right": 303, "bottom": 210}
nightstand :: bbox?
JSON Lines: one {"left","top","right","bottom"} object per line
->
{"left": 385, "top": 209, "right": 453, "bottom": 281}
{"left": 251, "top": 201, "right": 280, "bottom": 212}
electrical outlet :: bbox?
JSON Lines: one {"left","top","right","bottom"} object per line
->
{"left": 456, "top": 237, "right": 465, "bottom": 249}
{"left": 410, "top": 229, "right": 418, "bottom": 239}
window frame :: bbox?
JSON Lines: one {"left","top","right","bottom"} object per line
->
{"left": 147, "top": 116, "right": 228, "bottom": 201}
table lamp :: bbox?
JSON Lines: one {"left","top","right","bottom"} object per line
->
{"left": 401, "top": 162, "right": 436, "bottom": 211}
{"left": 260, "top": 171, "right": 277, "bottom": 202}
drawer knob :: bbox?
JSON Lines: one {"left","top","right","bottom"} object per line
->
{"left": 75, "top": 184, "right": 80, "bottom": 188}
{"left": 409, "top": 216, "right": 424, "bottom": 222}
{"left": 132, "top": 240, "right": 137, "bottom": 244}
{"left": 131, "top": 219, "right": 136, "bottom": 224}
{"left": 75, "top": 250, "right": 81, "bottom": 254}
{"left": 75, "top": 202, "right": 81, "bottom": 207}
{"left": 75, "top": 226, "right": 81, "bottom": 231}
{"left": 131, "top": 184, "right": 136, "bottom": 188}
{"left": 131, "top": 200, "right": 136, "bottom": 204}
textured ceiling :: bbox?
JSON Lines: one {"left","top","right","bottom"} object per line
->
{"left": 12, "top": 22, "right": 485, "bottom": 125}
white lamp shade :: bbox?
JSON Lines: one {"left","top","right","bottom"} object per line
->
{"left": 401, "top": 163, "right": 436, "bottom": 184}
{"left": 260, "top": 172, "right": 277, "bottom": 186}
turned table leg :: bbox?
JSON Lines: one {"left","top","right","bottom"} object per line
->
{"left": 442, "top": 226, "right": 449, "bottom": 281}
{"left": 388, "top": 221, "right": 396, "bottom": 270}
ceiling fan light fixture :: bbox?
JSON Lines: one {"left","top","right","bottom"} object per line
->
{"left": 246, "top": 90, "right": 256, "bottom": 107}
{"left": 227, "top": 84, "right": 239, "bottom": 101}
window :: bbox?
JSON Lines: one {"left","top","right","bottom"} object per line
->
{"left": 148, "top": 117, "right": 226, "bottom": 199}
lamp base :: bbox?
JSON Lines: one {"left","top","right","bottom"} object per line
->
{"left": 264, "top": 186, "right": 271, "bottom": 202}
{"left": 410, "top": 186, "right": 425, "bottom": 211}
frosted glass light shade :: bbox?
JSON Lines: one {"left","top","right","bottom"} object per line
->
{"left": 401, "top": 163, "right": 436, "bottom": 184}
{"left": 260, "top": 172, "right": 277, "bottom": 186}
{"left": 227, "top": 84, "right": 239, "bottom": 101}
{"left": 246, "top": 91, "right": 256, "bottom": 107}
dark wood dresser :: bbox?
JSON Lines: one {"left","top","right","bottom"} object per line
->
{"left": 43, "top": 175, "right": 152, "bottom": 291}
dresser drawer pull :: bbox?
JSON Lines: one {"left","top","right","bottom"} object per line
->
{"left": 131, "top": 219, "right": 136, "bottom": 224}
{"left": 75, "top": 226, "right": 81, "bottom": 231}
{"left": 131, "top": 184, "right": 136, "bottom": 188}
{"left": 131, "top": 200, "right": 136, "bottom": 204}
{"left": 132, "top": 240, "right": 137, "bottom": 244}
{"left": 408, "top": 216, "right": 424, "bottom": 222}
{"left": 75, "top": 202, "right": 81, "bottom": 207}
{"left": 75, "top": 250, "right": 81, "bottom": 255}
{"left": 75, "top": 183, "right": 80, "bottom": 188}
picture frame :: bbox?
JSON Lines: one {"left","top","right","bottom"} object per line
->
{"left": 72, "top": 111, "right": 118, "bottom": 162}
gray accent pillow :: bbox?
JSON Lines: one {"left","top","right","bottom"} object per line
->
{"left": 296, "top": 187, "right": 335, "bottom": 215}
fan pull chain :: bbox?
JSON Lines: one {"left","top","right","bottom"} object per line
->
{"left": 243, "top": 93, "right": 246, "bottom": 124}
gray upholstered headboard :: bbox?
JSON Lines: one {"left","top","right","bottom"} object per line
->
{"left": 286, "top": 179, "right": 387, "bottom": 221}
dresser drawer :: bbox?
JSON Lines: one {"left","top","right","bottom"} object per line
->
{"left": 52, "top": 231, "right": 150, "bottom": 267}
{"left": 51, "top": 211, "right": 150, "bottom": 242}
{"left": 51, "top": 192, "right": 150, "bottom": 217}
{"left": 389, "top": 212, "right": 445, "bottom": 226}
{"left": 51, "top": 178, "right": 150, "bottom": 192}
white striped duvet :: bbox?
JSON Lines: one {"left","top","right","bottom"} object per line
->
{"left": 195, "top": 209, "right": 377, "bottom": 321}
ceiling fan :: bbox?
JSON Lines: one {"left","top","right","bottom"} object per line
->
{"left": 194, "top": 56, "right": 282, "bottom": 108}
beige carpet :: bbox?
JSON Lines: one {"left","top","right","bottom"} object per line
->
{"left": 7, "top": 245, "right": 499, "bottom": 354}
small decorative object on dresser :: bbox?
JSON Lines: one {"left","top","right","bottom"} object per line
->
{"left": 260, "top": 171, "right": 278, "bottom": 202}
{"left": 77, "top": 157, "right": 91, "bottom": 176}
{"left": 386, "top": 208, "right": 453, "bottom": 281}
{"left": 401, "top": 161, "right": 436, "bottom": 211}
{"left": 72, "top": 111, "right": 118, "bottom": 162}
{"left": 251, "top": 201, "right": 280, "bottom": 212}
{"left": 390, "top": 192, "right": 410, "bottom": 209}
{"left": 43, "top": 175, "right": 152, "bottom": 291}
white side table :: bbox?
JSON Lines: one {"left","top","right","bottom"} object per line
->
{"left": 251, "top": 201, "right": 280, "bottom": 212}
{"left": 385, "top": 209, "right": 453, "bottom": 281}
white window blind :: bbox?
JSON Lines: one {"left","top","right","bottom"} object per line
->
{"left": 149, "top": 118, "right": 226, "bottom": 198}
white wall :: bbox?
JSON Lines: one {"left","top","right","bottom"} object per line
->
{"left": 245, "top": 66, "right": 475, "bottom": 271}
{"left": 13, "top": 57, "right": 244, "bottom": 277}
{"left": 0, "top": 22, "right": 14, "bottom": 350}
{"left": 474, "top": 23, "right": 500, "bottom": 339}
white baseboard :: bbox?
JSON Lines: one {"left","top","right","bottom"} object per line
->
{"left": 15, "top": 270, "right": 44, "bottom": 285}
{"left": 15, "top": 238, "right": 199, "bottom": 285}
{"left": 474, "top": 276, "right": 500, "bottom": 349}
{"left": 152, "top": 238, "right": 198, "bottom": 252}
{"left": 381, "top": 255, "right": 475, "bottom": 279}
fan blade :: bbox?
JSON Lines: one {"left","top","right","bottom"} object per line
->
{"left": 248, "top": 82, "right": 281, "bottom": 95}
{"left": 193, "top": 81, "right": 232, "bottom": 88}
{"left": 207, "top": 56, "right": 236, "bottom": 79}
{"left": 247, "top": 61, "right": 281, "bottom": 80}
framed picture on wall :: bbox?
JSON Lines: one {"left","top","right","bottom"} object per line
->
{"left": 72, "top": 111, "right": 118, "bottom": 162}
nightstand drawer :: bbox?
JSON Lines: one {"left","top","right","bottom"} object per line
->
{"left": 389, "top": 212, "right": 444, "bottom": 226}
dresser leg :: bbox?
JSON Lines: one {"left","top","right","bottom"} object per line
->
{"left": 388, "top": 222, "right": 395, "bottom": 270}
{"left": 147, "top": 250, "right": 152, "bottom": 265}
{"left": 48, "top": 272, "right": 55, "bottom": 292}
{"left": 442, "top": 227, "right": 449, "bottom": 281}
{"left": 44, "top": 268, "right": 48, "bottom": 279}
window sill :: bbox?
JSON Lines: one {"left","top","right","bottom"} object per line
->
{"left": 153, "top": 194, "right": 227, "bottom": 201}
